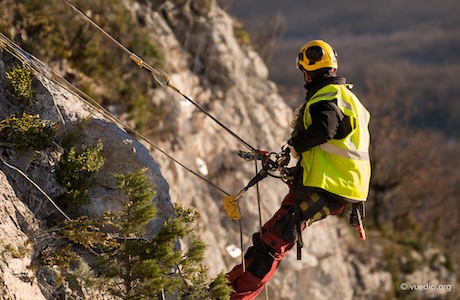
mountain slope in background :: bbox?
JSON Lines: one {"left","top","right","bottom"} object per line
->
{"left": 225, "top": 0, "right": 460, "bottom": 79}
{"left": 226, "top": 0, "right": 460, "bottom": 134}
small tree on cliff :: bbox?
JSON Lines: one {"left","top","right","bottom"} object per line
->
{"left": 58, "top": 168, "right": 231, "bottom": 299}
{"left": 99, "top": 169, "right": 231, "bottom": 299}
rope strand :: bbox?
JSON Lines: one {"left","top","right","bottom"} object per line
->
{"left": 61, "top": 2, "right": 264, "bottom": 270}
{"left": 0, "top": 32, "right": 231, "bottom": 198}
{"left": 0, "top": 156, "right": 72, "bottom": 221}
{"left": 64, "top": 0, "right": 258, "bottom": 153}
{"left": 2, "top": 0, "right": 263, "bottom": 273}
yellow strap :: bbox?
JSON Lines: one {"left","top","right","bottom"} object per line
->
{"left": 223, "top": 196, "right": 241, "bottom": 220}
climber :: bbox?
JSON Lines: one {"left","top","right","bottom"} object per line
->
{"left": 227, "top": 39, "right": 371, "bottom": 300}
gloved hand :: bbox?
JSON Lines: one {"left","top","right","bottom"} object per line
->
{"left": 288, "top": 144, "right": 300, "bottom": 159}
{"left": 280, "top": 166, "right": 299, "bottom": 180}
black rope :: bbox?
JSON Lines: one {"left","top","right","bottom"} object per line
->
{"left": 64, "top": 0, "right": 258, "bottom": 153}
{"left": 180, "top": 92, "right": 257, "bottom": 153}
{"left": 9, "top": 0, "right": 272, "bottom": 268}
{"left": 60, "top": 4, "right": 263, "bottom": 269}
{"left": 0, "top": 33, "right": 231, "bottom": 197}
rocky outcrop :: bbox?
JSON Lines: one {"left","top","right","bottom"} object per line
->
{"left": 0, "top": 46, "right": 173, "bottom": 298}
{"left": 0, "top": 172, "right": 46, "bottom": 300}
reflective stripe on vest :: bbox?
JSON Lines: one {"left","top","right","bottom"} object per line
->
{"left": 319, "top": 143, "right": 370, "bottom": 160}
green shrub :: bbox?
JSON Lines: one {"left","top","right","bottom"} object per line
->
{"left": 57, "top": 169, "right": 230, "bottom": 299}
{"left": 113, "top": 168, "right": 157, "bottom": 235}
{"left": 5, "top": 0, "right": 166, "bottom": 133}
{"left": 0, "top": 114, "right": 56, "bottom": 151}
{"left": 4, "top": 243, "right": 28, "bottom": 259}
{"left": 57, "top": 140, "right": 104, "bottom": 207}
{"left": 232, "top": 19, "right": 251, "bottom": 46}
{"left": 5, "top": 65, "right": 35, "bottom": 103}
{"left": 41, "top": 244, "right": 80, "bottom": 270}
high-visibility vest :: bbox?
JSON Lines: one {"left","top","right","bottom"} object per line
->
{"left": 300, "top": 84, "right": 371, "bottom": 201}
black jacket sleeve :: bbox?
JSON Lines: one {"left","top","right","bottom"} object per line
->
{"left": 288, "top": 101, "right": 340, "bottom": 153}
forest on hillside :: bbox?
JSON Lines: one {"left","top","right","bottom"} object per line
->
{"left": 0, "top": 0, "right": 458, "bottom": 288}
{"left": 225, "top": 0, "right": 460, "bottom": 134}
{"left": 224, "top": 0, "right": 460, "bottom": 273}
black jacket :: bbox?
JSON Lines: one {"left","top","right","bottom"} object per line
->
{"left": 288, "top": 76, "right": 352, "bottom": 153}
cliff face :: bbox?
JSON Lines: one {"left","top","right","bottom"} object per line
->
{"left": 121, "top": 2, "right": 374, "bottom": 299}
{"left": 0, "top": 1, "right": 456, "bottom": 299}
{"left": 0, "top": 43, "right": 173, "bottom": 298}
{"left": 0, "top": 171, "right": 46, "bottom": 299}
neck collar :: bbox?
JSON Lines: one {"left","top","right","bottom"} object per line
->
{"left": 304, "top": 76, "right": 346, "bottom": 101}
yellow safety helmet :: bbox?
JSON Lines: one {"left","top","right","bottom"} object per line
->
{"left": 296, "top": 40, "right": 338, "bottom": 72}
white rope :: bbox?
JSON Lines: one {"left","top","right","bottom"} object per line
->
{"left": 0, "top": 156, "right": 71, "bottom": 221}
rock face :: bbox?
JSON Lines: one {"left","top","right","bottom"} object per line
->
{"left": 0, "top": 43, "right": 173, "bottom": 298}
{"left": 0, "top": 1, "right": 456, "bottom": 299}
{"left": 122, "top": 2, "right": 368, "bottom": 299}
{"left": 0, "top": 172, "right": 46, "bottom": 300}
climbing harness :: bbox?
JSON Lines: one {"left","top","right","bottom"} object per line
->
{"left": 2, "top": 5, "right": 294, "bottom": 295}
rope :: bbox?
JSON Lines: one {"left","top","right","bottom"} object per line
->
{"left": 1, "top": 31, "right": 249, "bottom": 272}
{"left": 255, "top": 160, "right": 269, "bottom": 300}
{"left": 0, "top": 156, "right": 72, "bottom": 221}
{"left": 64, "top": 0, "right": 258, "bottom": 153}
{"left": 0, "top": 32, "right": 231, "bottom": 197}
{"left": 62, "top": 1, "right": 257, "bottom": 271}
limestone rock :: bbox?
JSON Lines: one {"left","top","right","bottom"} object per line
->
{"left": 0, "top": 0, "right": 457, "bottom": 299}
